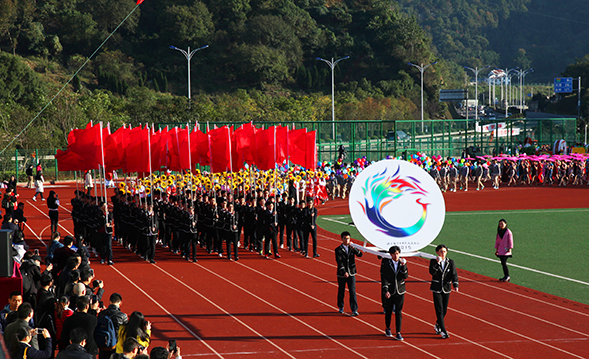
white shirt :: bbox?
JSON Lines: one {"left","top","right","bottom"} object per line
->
{"left": 342, "top": 244, "right": 349, "bottom": 254}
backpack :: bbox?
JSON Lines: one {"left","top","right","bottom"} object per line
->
{"left": 94, "top": 314, "right": 117, "bottom": 349}
{"left": 2, "top": 197, "right": 9, "bottom": 209}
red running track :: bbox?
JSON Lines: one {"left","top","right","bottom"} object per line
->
{"left": 15, "top": 183, "right": 589, "bottom": 358}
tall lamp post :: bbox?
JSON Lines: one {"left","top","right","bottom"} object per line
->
{"left": 169, "top": 44, "right": 209, "bottom": 107}
{"left": 517, "top": 68, "right": 533, "bottom": 113}
{"left": 463, "top": 65, "right": 490, "bottom": 122}
{"left": 316, "top": 56, "right": 350, "bottom": 141}
{"left": 408, "top": 61, "right": 437, "bottom": 133}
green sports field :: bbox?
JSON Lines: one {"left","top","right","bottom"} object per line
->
{"left": 318, "top": 208, "right": 589, "bottom": 305}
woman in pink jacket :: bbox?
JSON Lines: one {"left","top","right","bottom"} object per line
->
{"left": 495, "top": 219, "right": 513, "bottom": 282}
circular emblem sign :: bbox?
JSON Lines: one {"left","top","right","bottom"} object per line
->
{"left": 349, "top": 159, "right": 445, "bottom": 252}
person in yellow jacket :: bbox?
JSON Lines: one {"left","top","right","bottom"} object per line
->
{"left": 115, "top": 311, "right": 151, "bottom": 353}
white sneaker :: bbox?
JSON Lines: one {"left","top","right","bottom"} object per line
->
{"left": 32, "top": 197, "right": 37, "bottom": 201}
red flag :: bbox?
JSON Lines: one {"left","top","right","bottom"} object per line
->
{"left": 209, "top": 126, "right": 232, "bottom": 173}
{"left": 68, "top": 123, "right": 102, "bottom": 168}
{"left": 55, "top": 149, "right": 98, "bottom": 171}
{"left": 123, "top": 126, "right": 150, "bottom": 173}
{"left": 255, "top": 127, "right": 276, "bottom": 171}
{"left": 288, "top": 128, "right": 307, "bottom": 167}
{"left": 136, "top": 0, "right": 145, "bottom": 4}
{"left": 196, "top": 129, "right": 210, "bottom": 166}
{"left": 233, "top": 122, "right": 258, "bottom": 167}
{"left": 276, "top": 126, "right": 288, "bottom": 164}
{"left": 103, "top": 125, "right": 128, "bottom": 172}
{"left": 305, "top": 131, "right": 317, "bottom": 170}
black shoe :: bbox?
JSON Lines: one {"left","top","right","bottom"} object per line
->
{"left": 274, "top": 254, "right": 281, "bottom": 259}
{"left": 149, "top": 260, "right": 156, "bottom": 264}
{"left": 234, "top": 257, "right": 238, "bottom": 261}
{"left": 313, "top": 253, "right": 320, "bottom": 258}
{"left": 351, "top": 311, "right": 359, "bottom": 317}
{"left": 441, "top": 332, "right": 449, "bottom": 339}
{"left": 108, "top": 261, "right": 114, "bottom": 265}
{"left": 434, "top": 323, "right": 441, "bottom": 335}
{"left": 394, "top": 333, "right": 404, "bottom": 341}
{"left": 385, "top": 328, "right": 392, "bottom": 337}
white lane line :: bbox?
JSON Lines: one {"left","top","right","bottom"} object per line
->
{"left": 108, "top": 265, "right": 225, "bottom": 359}
{"left": 23, "top": 222, "right": 46, "bottom": 247}
{"left": 152, "top": 264, "right": 296, "bottom": 359}
{"left": 195, "top": 262, "right": 371, "bottom": 359}
{"left": 59, "top": 204, "right": 72, "bottom": 213}
{"left": 322, "top": 218, "right": 353, "bottom": 226}
{"left": 425, "top": 244, "right": 589, "bottom": 286}
{"left": 318, "top": 232, "right": 589, "bottom": 325}
{"left": 445, "top": 208, "right": 589, "bottom": 215}
{"left": 235, "top": 261, "right": 442, "bottom": 359}
{"left": 26, "top": 200, "right": 74, "bottom": 236}
{"left": 287, "top": 256, "right": 584, "bottom": 358}
{"left": 311, "top": 236, "right": 587, "bottom": 357}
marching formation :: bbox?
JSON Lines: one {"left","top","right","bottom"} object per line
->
{"left": 72, "top": 174, "right": 327, "bottom": 264}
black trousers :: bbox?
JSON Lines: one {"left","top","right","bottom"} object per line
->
{"left": 146, "top": 234, "right": 156, "bottom": 261}
{"left": 384, "top": 294, "right": 404, "bottom": 333}
{"left": 303, "top": 227, "right": 317, "bottom": 255}
{"left": 226, "top": 231, "right": 239, "bottom": 259}
{"left": 278, "top": 223, "right": 285, "bottom": 246}
{"left": 188, "top": 232, "right": 198, "bottom": 261}
{"left": 243, "top": 226, "right": 255, "bottom": 249}
{"left": 295, "top": 229, "right": 304, "bottom": 251}
{"left": 498, "top": 255, "right": 510, "bottom": 277}
{"left": 49, "top": 210, "right": 59, "bottom": 234}
{"left": 286, "top": 224, "right": 296, "bottom": 250}
{"left": 337, "top": 275, "right": 358, "bottom": 312}
{"left": 100, "top": 233, "right": 113, "bottom": 262}
{"left": 433, "top": 291, "right": 451, "bottom": 334}
{"left": 264, "top": 230, "right": 278, "bottom": 256}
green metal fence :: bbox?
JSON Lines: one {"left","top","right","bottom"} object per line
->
{"left": 160, "top": 118, "right": 578, "bottom": 163}
{"left": 0, "top": 118, "right": 577, "bottom": 182}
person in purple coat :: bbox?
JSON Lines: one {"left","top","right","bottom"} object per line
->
{"left": 495, "top": 219, "right": 513, "bottom": 282}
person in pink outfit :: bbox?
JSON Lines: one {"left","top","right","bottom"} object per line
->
{"left": 495, "top": 219, "right": 513, "bottom": 282}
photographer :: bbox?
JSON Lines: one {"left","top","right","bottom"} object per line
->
{"left": 80, "top": 269, "right": 105, "bottom": 304}
{"left": 10, "top": 326, "right": 52, "bottom": 359}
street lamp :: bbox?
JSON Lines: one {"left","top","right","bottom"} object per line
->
{"left": 316, "top": 56, "right": 350, "bottom": 141}
{"left": 169, "top": 44, "right": 209, "bottom": 106}
{"left": 517, "top": 68, "right": 533, "bottom": 113}
{"left": 408, "top": 61, "right": 437, "bottom": 133}
{"left": 463, "top": 65, "right": 490, "bottom": 122}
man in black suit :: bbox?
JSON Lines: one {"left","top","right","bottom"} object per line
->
{"left": 302, "top": 199, "right": 319, "bottom": 258}
{"left": 335, "top": 231, "right": 363, "bottom": 316}
{"left": 381, "top": 246, "right": 408, "bottom": 341}
{"left": 61, "top": 296, "right": 99, "bottom": 356}
{"left": 429, "top": 244, "right": 459, "bottom": 339}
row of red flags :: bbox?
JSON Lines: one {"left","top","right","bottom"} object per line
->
{"left": 55, "top": 122, "right": 317, "bottom": 173}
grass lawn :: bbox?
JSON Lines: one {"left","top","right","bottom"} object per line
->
{"left": 317, "top": 208, "right": 589, "bottom": 305}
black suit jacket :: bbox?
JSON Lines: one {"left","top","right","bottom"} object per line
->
{"left": 380, "top": 258, "right": 408, "bottom": 296}
{"left": 61, "top": 311, "right": 98, "bottom": 355}
{"left": 335, "top": 244, "right": 363, "bottom": 277}
{"left": 429, "top": 258, "right": 459, "bottom": 294}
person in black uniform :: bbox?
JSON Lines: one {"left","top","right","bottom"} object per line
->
{"left": 187, "top": 204, "right": 198, "bottom": 262}
{"left": 381, "top": 245, "right": 408, "bottom": 340}
{"left": 294, "top": 201, "right": 305, "bottom": 253}
{"left": 284, "top": 196, "right": 297, "bottom": 251}
{"left": 145, "top": 202, "right": 158, "bottom": 264}
{"left": 215, "top": 199, "right": 227, "bottom": 257}
{"left": 302, "top": 199, "right": 319, "bottom": 258}
{"left": 429, "top": 244, "right": 459, "bottom": 339}
{"left": 261, "top": 202, "right": 280, "bottom": 259}
{"left": 197, "top": 193, "right": 208, "bottom": 249}
{"left": 225, "top": 202, "right": 239, "bottom": 260}
{"left": 96, "top": 202, "right": 113, "bottom": 265}
{"left": 254, "top": 197, "right": 266, "bottom": 254}
{"left": 243, "top": 196, "right": 257, "bottom": 251}
{"left": 276, "top": 193, "right": 287, "bottom": 249}
{"left": 335, "top": 231, "right": 363, "bottom": 316}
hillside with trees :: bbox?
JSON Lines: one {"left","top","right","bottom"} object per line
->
{"left": 1, "top": 0, "right": 588, "bottom": 150}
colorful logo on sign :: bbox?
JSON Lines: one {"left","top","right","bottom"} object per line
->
{"left": 349, "top": 159, "right": 445, "bottom": 252}
{"left": 359, "top": 166, "right": 429, "bottom": 238}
